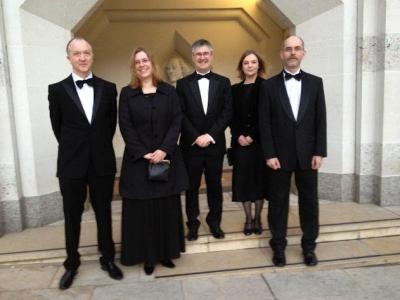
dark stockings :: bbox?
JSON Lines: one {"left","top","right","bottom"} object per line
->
{"left": 243, "top": 201, "right": 252, "bottom": 223}
{"left": 242, "top": 200, "right": 264, "bottom": 222}
{"left": 254, "top": 199, "right": 264, "bottom": 223}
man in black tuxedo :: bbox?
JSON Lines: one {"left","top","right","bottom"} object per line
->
{"left": 259, "top": 35, "right": 327, "bottom": 267}
{"left": 48, "top": 37, "right": 123, "bottom": 289}
{"left": 176, "top": 39, "right": 232, "bottom": 241}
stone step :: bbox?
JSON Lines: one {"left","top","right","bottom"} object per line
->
{"left": 155, "top": 236, "right": 400, "bottom": 278}
{"left": 186, "top": 218, "right": 400, "bottom": 254}
{"left": 3, "top": 235, "right": 400, "bottom": 282}
{"left": 1, "top": 217, "right": 400, "bottom": 266}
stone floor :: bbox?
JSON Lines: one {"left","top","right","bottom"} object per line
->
{"left": 1, "top": 261, "right": 400, "bottom": 299}
{"left": 1, "top": 193, "right": 400, "bottom": 299}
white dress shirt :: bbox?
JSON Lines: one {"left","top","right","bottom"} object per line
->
{"left": 283, "top": 69, "right": 302, "bottom": 120}
{"left": 195, "top": 71, "right": 215, "bottom": 144}
{"left": 72, "top": 72, "right": 94, "bottom": 124}
{"left": 197, "top": 71, "right": 210, "bottom": 114}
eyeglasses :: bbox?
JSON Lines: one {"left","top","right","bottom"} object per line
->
{"left": 193, "top": 51, "right": 211, "bottom": 58}
{"left": 283, "top": 46, "right": 304, "bottom": 53}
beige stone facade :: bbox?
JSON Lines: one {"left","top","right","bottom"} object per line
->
{"left": 1, "top": 0, "right": 399, "bottom": 235}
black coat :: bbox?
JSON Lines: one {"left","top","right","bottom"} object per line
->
{"left": 48, "top": 75, "right": 117, "bottom": 178}
{"left": 176, "top": 72, "right": 232, "bottom": 156}
{"left": 259, "top": 70, "right": 327, "bottom": 171}
{"left": 118, "top": 82, "right": 189, "bottom": 199}
{"left": 230, "top": 76, "right": 264, "bottom": 146}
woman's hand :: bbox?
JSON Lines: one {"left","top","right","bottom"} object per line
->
{"left": 144, "top": 153, "right": 153, "bottom": 160}
{"left": 245, "top": 136, "right": 253, "bottom": 144}
{"left": 144, "top": 150, "right": 167, "bottom": 164}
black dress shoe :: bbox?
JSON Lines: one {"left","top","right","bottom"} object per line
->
{"left": 253, "top": 219, "right": 263, "bottom": 235}
{"left": 187, "top": 227, "right": 199, "bottom": 241}
{"left": 243, "top": 221, "right": 253, "bottom": 236}
{"left": 210, "top": 227, "right": 225, "bottom": 239}
{"left": 59, "top": 269, "right": 77, "bottom": 290}
{"left": 101, "top": 261, "right": 123, "bottom": 280}
{"left": 144, "top": 263, "right": 154, "bottom": 275}
{"left": 303, "top": 251, "right": 318, "bottom": 266}
{"left": 272, "top": 252, "right": 286, "bottom": 267}
{"left": 160, "top": 259, "right": 175, "bottom": 268}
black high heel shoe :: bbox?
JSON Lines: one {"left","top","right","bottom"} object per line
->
{"left": 160, "top": 259, "right": 175, "bottom": 268}
{"left": 253, "top": 219, "right": 262, "bottom": 235}
{"left": 243, "top": 221, "right": 253, "bottom": 236}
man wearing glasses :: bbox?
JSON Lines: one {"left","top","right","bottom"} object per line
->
{"left": 176, "top": 39, "right": 232, "bottom": 241}
{"left": 259, "top": 35, "right": 327, "bottom": 267}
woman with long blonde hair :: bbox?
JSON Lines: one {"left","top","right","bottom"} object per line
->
{"left": 118, "top": 47, "right": 189, "bottom": 275}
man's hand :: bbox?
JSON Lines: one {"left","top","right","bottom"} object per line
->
{"left": 195, "top": 134, "right": 212, "bottom": 148}
{"left": 311, "top": 156, "right": 323, "bottom": 170}
{"left": 266, "top": 158, "right": 281, "bottom": 170}
{"left": 238, "top": 135, "right": 250, "bottom": 147}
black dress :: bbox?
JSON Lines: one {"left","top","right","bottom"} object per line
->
{"left": 118, "top": 84, "right": 189, "bottom": 266}
{"left": 230, "top": 77, "right": 267, "bottom": 202}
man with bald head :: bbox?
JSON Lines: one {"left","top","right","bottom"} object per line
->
{"left": 259, "top": 35, "right": 327, "bottom": 267}
{"left": 48, "top": 37, "right": 123, "bottom": 289}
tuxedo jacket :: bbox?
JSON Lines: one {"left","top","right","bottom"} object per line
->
{"left": 259, "top": 70, "right": 327, "bottom": 171}
{"left": 176, "top": 71, "right": 232, "bottom": 156}
{"left": 48, "top": 75, "right": 117, "bottom": 178}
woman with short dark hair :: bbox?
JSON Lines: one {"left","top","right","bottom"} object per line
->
{"left": 230, "top": 49, "right": 268, "bottom": 235}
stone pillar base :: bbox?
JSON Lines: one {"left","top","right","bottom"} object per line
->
{"left": 0, "top": 192, "right": 63, "bottom": 236}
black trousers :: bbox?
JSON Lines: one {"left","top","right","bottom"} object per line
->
{"left": 59, "top": 165, "right": 115, "bottom": 270}
{"left": 183, "top": 154, "right": 224, "bottom": 229}
{"left": 267, "top": 167, "right": 319, "bottom": 253}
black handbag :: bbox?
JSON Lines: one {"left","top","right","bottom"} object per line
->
{"left": 148, "top": 160, "right": 170, "bottom": 182}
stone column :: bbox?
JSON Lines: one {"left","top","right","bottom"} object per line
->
{"left": 0, "top": 1, "right": 23, "bottom": 235}
{"left": 295, "top": 0, "right": 358, "bottom": 202}
{"left": 0, "top": 0, "right": 101, "bottom": 234}
{"left": 378, "top": 0, "right": 400, "bottom": 205}
{"left": 356, "top": 0, "right": 400, "bottom": 205}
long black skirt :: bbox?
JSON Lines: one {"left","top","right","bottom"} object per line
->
{"left": 232, "top": 143, "right": 268, "bottom": 202}
{"left": 120, "top": 194, "right": 185, "bottom": 266}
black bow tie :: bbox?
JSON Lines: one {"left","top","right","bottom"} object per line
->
{"left": 196, "top": 73, "right": 211, "bottom": 80}
{"left": 75, "top": 78, "right": 94, "bottom": 89}
{"left": 284, "top": 71, "right": 302, "bottom": 81}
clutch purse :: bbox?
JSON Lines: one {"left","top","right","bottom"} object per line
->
{"left": 148, "top": 160, "right": 170, "bottom": 182}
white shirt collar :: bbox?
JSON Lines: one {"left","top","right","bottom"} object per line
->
{"left": 72, "top": 72, "right": 93, "bottom": 81}
{"left": 283, "top": 68, "right": 301, "bottom": 75}
{"left": 195, "top": 70, "right": 211, "bottom": 76}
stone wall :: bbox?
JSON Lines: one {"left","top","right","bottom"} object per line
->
{"left": 1, "top": 0, "right": 399, "bottom": 235}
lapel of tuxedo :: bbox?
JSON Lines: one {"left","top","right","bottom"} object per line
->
{"left": 91, "top": 75, "right": 103, "bottom": 123}
{"left": 62, "top": 75, "right": 86, "bottom": 117}
{"left": 207, "top": 73, "right": 218, "bottom": 115}
{"left": 276, "top": 73, "right": 296, "bottom": 122}
{"left": 296, "top": 71, "right": 310, "bottom": 124}
{"left": 188, "top": 73, "right": 205, "bottom": 115}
